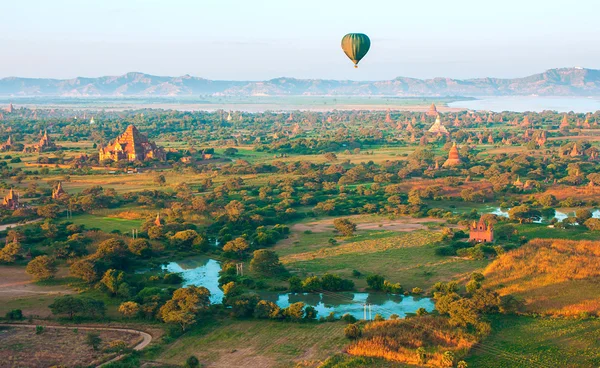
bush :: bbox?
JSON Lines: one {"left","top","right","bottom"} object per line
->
{"left": 344, "top": 323, "right": 362, "bottom": 339}
{"left": 184, "top": 355, "right": 200, "bottom": 368}
{"left": 35, "top": 325, "right": 44, "bottom": 334}
{"left": 366, "top": 274, "right": 385, "bottom": 290}
{"left": 342, "top": 313, "right": 357, "bottom": 323}
{"left": 5, "top": 309, "right": 23, "bottom": 320}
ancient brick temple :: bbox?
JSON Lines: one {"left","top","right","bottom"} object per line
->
{"left": 426, "top": 103, "right": 438, "bottom": 116}
{"left": 443, "top": 142, "right": 462, "bottom": 167}
{"left": 52, "top": 182, "right": 67, "bottom": 199}
{"left": 99, "top": 125, "right": 165, "bottom": 162}
{"left": 469, "top": 217, "right": 494, "bottom": 243}
{"left": 428, "top": 115, "right": 449, "bottom": 135}
{"left": 2, "top": 188, "right": 19, "bottom": 210}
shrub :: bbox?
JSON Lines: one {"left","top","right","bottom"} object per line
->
{"left": 5, "top": 309, "right": 23, "bottom": 320}
{"left": 342, "top": 313, "right": 357, "bottom": 323}
{"left": 184, "top": 356, "right": 200, "bottom": 368}
{"left": 366, "top": 274, "right": 385, "bottom": 291}
{"left": 35, "top": 325, "right": 44, "bottom": 334}
{"left": 344, "top": 323, "right": 361, "bottom": 339}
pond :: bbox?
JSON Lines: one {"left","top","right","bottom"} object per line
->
{"left": 162, "top": 258, "right": 435, "bottom": 320}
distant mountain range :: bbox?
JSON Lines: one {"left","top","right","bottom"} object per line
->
{"left": 2, "top": 68, "right": 600, "bottom": 97}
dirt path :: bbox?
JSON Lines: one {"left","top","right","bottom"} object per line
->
{"left": 0, "top": 266, "right": 72, "bottom": 299}
{"left": 0, "top": 218, "right": 42, "bottom": 231}
{"left": 0, "top": 323, "right": 152, "bottom": 367}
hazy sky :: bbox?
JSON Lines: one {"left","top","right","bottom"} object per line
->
{"left": 1, "top": 0, "right": 599, "bottom": 80}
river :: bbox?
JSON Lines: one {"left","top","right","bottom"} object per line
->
{"left": 448, "top": 96, "right": 600, "bottom": 113}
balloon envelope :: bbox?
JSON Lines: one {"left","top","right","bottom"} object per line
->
{"left": 341, "top": 33, "right": 371, "bottom": 68}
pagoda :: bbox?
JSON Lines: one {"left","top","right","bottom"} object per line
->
{"left": 428, "top": 116, "right": 449, "bottom": 135}
{"left": 1, "top": 136, "right": 13, "bottom": 151}
{"left": 385, "top": 110, "right": 393, "bottom": 124}
{"left": 2, "top": 188, "right": 19, "bottom": 210}
{"left": 560, "top": 115, "right": 570, "bottom": 130}
{"left": 154, "top": 213, "right": 163, "bottom": 227}
{"left": 52, "top": 182, "right": 67, "bottom": 200}
{"left": 469, "top": 217, "right": 494, "bottom": 243}
{"left": 443, "top": 142, "right": 463, "bottom": 167}
{"left": 570, "top": 143, "right": 582, "bottom": 157}
{"left": 426, "top": 103, "right": 438, "bottom": 117}
{"left": 99, "top": 125, "right": 165, "bottom": 162}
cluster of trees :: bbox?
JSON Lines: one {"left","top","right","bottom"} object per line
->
{"left": 288, "top": 273, "right": 355, "bottom": 292}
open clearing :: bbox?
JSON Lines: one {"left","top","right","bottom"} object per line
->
{"left": 466, "top": 315, "right": 600, "bottom": 368}
{"left": 0, "top": 267, "right": 72, "bottom": 317}
{"left": 155, "top": 319, "right": 348, "bottom": 368}
{"left": 0, "top": 325, "right": 143, "bottom": 368}
{"left": 279, "top": 230, "right": 487, "bottom": 290}
{"left": 70, "top": 213, "right": 144, "bottom": 233}
{"left": 291, "top": 215, "right": 444, "bottom": 233}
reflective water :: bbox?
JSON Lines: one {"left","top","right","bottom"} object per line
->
{"left": 484, "top": 207, "right": 600, "bottom": 223}
{"left": 162, "top": 258, "right": 435, "bottom": 319}
{"left": 448, "top": 96, "right": 600, "bottom": 113}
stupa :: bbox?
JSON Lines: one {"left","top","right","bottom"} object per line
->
{"left": 443, "top": 142, "right": 462, "bottom": 167}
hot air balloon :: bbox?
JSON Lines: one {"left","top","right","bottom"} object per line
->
{"left": 341, "top": 33, "right": 371, "bottom": 68}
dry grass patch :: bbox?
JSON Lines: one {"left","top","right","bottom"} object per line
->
{"left": 0, "top": 326, "right": 142, "bottom": 368}
{"left": 484, "top": 238, "right": 600, "bottom": 316}
{"left": 348, "top": 316, "right": 477, "bottom": 366}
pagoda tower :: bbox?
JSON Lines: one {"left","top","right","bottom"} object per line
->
{"left": 426, "top": 103, "right": 438, "bottom": 117}
{"left": 428, "top": 116, "right": 449, "bottom": 135}
{"left": 443, "top": 143, "right": 463, "bottom": 167}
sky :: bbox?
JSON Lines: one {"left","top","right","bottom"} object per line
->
{"left": 1, "top": 0, "right": 600, "bottom": 81}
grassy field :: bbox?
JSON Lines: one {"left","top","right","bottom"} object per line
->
{"left": 466, "top": 315, "right": 600, "bottom": 368}
{"left": 70, "top": 213, "right": 144, "bottom": 233}
{"left": 512, "top": 223, "right": 600, "bottom": 241}
{"left": 154, "top": 319, "right": 349, "bottom": 368}
{"left": 281, "top": 230, "right": 488, "bottom": 290}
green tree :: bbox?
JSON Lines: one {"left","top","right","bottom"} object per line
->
{"left": 333, "top": 218, "right": 357, "bottom": 236}
{"left": 94, "top": 238, "right": 127, "bottom": 264}
{"left": 575, "top": 209, "right": 593, "bottom": 225}
{"left": 128, "top": 239, "right": 151, "bottom": 257}
{"left": 224, "top": 200, "right": 245, "bottom": 221}
{"left": 100, "top": 269, "right": 125, "bottom": 296}
{"left": 26, "top": 256, "right": 57, "bottom": 281}
{"left": 49, "top": 295, "right": 84, "bottom": 319}
{"left": 366, "top": 274, "right": 385, "bottom": 291}
{"left": 159, "top": 286, "right": 211, "bottom": 331}
{"left": 344, "top": 323, "right": 361, "bottom": 339}
{"left": 85, "top": 332, "right": 102, "bottom": 351}
{"left": 284, "top": 302, "right": 305, "bottom": 322}
{"left": 0, "top": 241, "right": 21, "bottom": 263}
{"left": 222, "top": 237, "right": 249, "bottom": 257}
{"left": 119, "top": 301, "right": 141, "bottom": 318}
{"left": 508, "top": 205, "right": 541, "bottom": 224}
{"left": 70, "top": 258, "right": 99, "bottom": 283}
{"left": 249, "top": 250, "right": 285, "bottom": 276}
{"left": 170, "top": 230, "right": 200, "bottom": 249}
{"left": 184, "top": 356, "right": 200, "bottom": 368}
{"left": 37, "top": 204, "right": 60, "bottom": 219}
{"left": 254, "top": 300, "right": 280, "bottom": 319}
{"left": 584, "top": 218, "right": 600, "bottom": 231}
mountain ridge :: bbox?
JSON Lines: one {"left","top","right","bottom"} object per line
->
{"left": 2, "top": 67, "right": 600, "bottom": 97}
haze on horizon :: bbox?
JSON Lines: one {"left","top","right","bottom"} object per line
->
{"left": 2, "top": 0, "right": 599, "bottom": 81}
